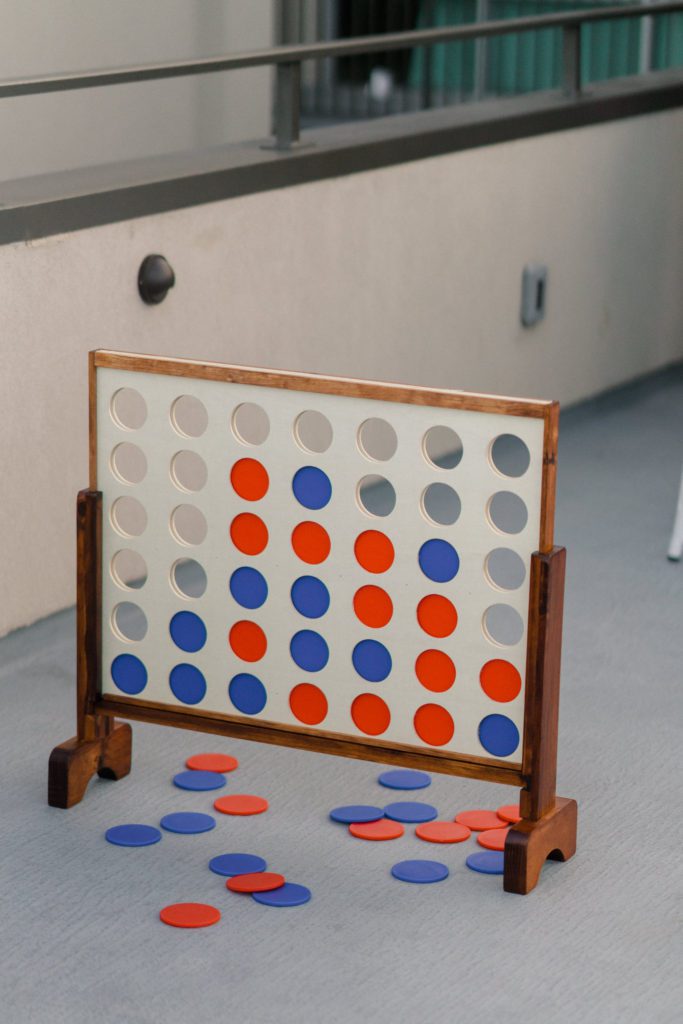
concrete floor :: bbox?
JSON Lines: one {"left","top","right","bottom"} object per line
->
{"left": 1, "top": 366, "right": 682, "bottom": 1024}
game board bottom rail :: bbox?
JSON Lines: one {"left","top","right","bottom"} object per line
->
{"left": 94, "top": 696, "right": 525, "bottom": 787}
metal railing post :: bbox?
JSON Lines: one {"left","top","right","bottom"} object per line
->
{"left": 274, "top": 61, "right": 301, "bottom": 150}
{"left": 562, "top": 24, "right": 582, "bottom": 98}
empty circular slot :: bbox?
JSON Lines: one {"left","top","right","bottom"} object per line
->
{"left": 423, "top": 426, "right": 463, "bottom": 469}
{"left": 483, "top": 604, "right": 525, "bottom": 646}
{"left": 488, "top": 491, "right": 528, "bottom": 535}
{"left": 111, "top": 549, "right": 148, "bottom": 590}
{"left": 485, "top": 548, "right": 526, "bottom": 590}
{"left": 111, "top": 601, "right": 148, "bottom": 643}
{"left": 171, "top": 558, "right": 207, "bottom": 599}
{"left": 171, "top": 450, "right": 208, "bottom": 492}
{"left": 357, "top": 475, "right": 396, "bottom": 518}
{"left": 421, "top": 482, "right": 461, "bottom": 526}
{"left": 358, "top": 418, "right": 398, "bottom": 462}
{"left": 111, "top": 496, "right": 147, "bottom": 538}
{"left": 110, "top": 443, "right": 147, "bottom": 485}
{"left": 170, "top": 504, "right": 208, "bottom": 546}
{"left": 490, "top": 434, "right": 531, "bottom": 478}
{"left": 171, "top": 395, "right": 208, "bottom": 438}
{"left": 232, "top": 403, "right": 270, "bottom": 446}
{"left": 110, "top": 388, "right": 147, "bottom": 430}
{"left": 294, "top": 410, "right": 333, "bottom": 453}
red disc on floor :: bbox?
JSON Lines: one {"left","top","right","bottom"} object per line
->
{"left": 226, "top": 872, "right": 286, "bottom": 893}
{"left": 415, "top": 821, "right": 471, "bottom": 844}
{"left": 186, "top": 753, "right": 238, "bottom": 773}
{"left": 496, "top": 803, "right": 521, "bottom": 823}
{"left": 159, "top": 903, "right": 220, "bottom": 929}
{"left": 477, "top": 827, "right": 510, "bottom": 851}
{"left": 455, "top": 810, "right": 504, "bottom": 831}
{"left": 214, "top": 794, "right": 269, "bottom": 816}
{"left": 349, "top": 819, "right": 404, "bottom": 841}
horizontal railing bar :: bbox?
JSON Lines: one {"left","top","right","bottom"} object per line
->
{"left": 0, "top": 3, "right": 680, "bottom": 100}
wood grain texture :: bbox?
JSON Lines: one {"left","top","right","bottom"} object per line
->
{"left": 76, "top": 489, "right": 102, "bottom": 742}
{"left": 504, "top": 796, "right": 578, "bottom": 894}
{"left": 48, "top": 720, "right": 132, "bottom": 808}
{"left": 96, "top": 695, "right": 524, "bottom": 786}
{"left": 520, "top": 546, "right": 567, "bottom": 820}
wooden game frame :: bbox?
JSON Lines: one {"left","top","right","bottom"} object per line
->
{"left": 49, "top": 351, "right": 577, "bottom": 894}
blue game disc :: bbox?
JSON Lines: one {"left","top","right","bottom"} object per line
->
{"left": 169, "top": 610, "right": 207, "bottom": 653}
{"left": 252, "top": 883, "right": 311, "bottom": 907}
{"left": 383, "top": 801, "right": 438, "bottom": 823}
{"left": 292, "top": 466, "right": 332, "bottom": 510}
{"left": 329, "top": 804, "right": 385, "bottom": 824}
{"left": 466, "top": 851, "right": 505, "bottom": 875}
{"left": 478, "top": 714, "right": 520, "bottom": 758}
{"left": 290, "top": 576, "right": 330, "bottom": 619}
{"left": 173, "top": 770, "right": 226, "bottom": 791}
{"left": 418, "top": 539, "right": 460, "bottom": 583}
{"left": 290, "top": 630, "right": 329, "bottom": 672}
{"left": 378, "top": 769, "right": 432, "bottom": 790}
{"left": 110, "top": 653, "right": 148, "bottom": 695}
{"left": 160, "top": 812, "right": 216, "bottom": 835}
{"left": 228, "top": 673, "right": 268, "bottom": 715}
{"left": 229, "top": 566, "right": 268, "bottom": 610}
{"left": 105, "top": 824, "right": 162, "bottom": 847}
{"left": 352, "top": 639, "right": 392, "bottom": 682}
{"left": 209, "top": 853, "right": 267, "bottom": 877}
{"left": 391, "top": 859, "right": 449, "bottom": 884}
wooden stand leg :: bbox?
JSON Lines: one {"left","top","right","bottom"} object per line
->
{"left": 48, "top": 489, "right": 133, "bottom": 808}
{"left": 504, "top": 796, "right": 577, "bottom": 894}
{"left": 48, "top": 720, "right": 132, "bottom": 808}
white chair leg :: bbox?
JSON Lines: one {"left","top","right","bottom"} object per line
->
{"left": 668, "top": 461, "right": 683, "bottom": 561}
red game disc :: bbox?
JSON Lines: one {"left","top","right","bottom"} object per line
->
{"left": 159, "top": 903, "right": 220, "bottom": 929}
{"left": 226, "top": 872, "right": 286, "bottom": 893}
{"left": 213, "top": 794, "right": 269, "bottom": 816}
{"left": 186, "top": 753, "right": 238, "bottom": 773}
{"left": 415, "top": 821, "right": 471, "bottom": 844}
{"left": 496, "top": 803, "right": 521, "bottom": 823}
{"left": 477, "top": 827, "right": 510, "bottom": 851}
{"left": 349, "top": 819, "right": 404, "bottom": 841}
{"left": 455, "top": 810, "right": 505, "bottom": 832}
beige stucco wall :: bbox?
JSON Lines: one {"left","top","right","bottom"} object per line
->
{"left": 1, "top": 106, "right": 682, "bottom": 636}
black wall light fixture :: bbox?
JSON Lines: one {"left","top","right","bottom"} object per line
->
{"left": 138, "top": 254, "right": 175, "bottom": 304}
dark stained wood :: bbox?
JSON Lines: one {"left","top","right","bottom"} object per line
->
{"left": 48, "top": 720, "right": 132, "bottom": 808}
{"left": 88, "top": 351, "right": 98, "bottom": 491}
{"left": 520, "top": 546, "right": 567, "bottom": 820}
{"left": 539, "top": 401, "right": 559, "bottom": 553}
{"left": 504, "top": 796, "right": 577, "bottom": 894}
{"left": 96, "top": 695, "right": 525, "bottom": 786}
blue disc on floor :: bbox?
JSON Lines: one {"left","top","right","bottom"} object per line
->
{"left": 160, "top": 812, "right": 216, "bottom": 835}
{"left": 378, "top": 769, "right": 431, "bottom": 790}
{"left": 105, "top": 824, "right": 161, "bottom": 847}
{"left": 173, "top": 770, "right": 226, "bottom": 791}
{"left": 329, "top": 804, "right": 385, "bottom": 824}
{"left": 466, "top": 851, "right": 505, "bottom": 875}
{"left": 209, "top": 853, "right": 267, "bottom": 877}
{"left": 384, "top": 801, "right": 438, "bottom": 823}
{"left": 391, "top": 859, "right": 449, "bottom": 884}
{"left": 252, "top": 883, "right": 311, "bottom": 907}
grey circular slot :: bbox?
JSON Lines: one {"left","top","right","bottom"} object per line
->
{"left": 111, "top": 602, "right": 148, "bottom": 643}
{"left": 111, "top": 496, "right": 147, "bottom": 538}
{"left": 358, "top": 418, "right": 398, "bottom": 462}
{"left": 232, "top": 402, "right": 270, "bottom": 446}
{"left": 423, "top": 426, "right": 463, "bottom": 469}
{"left": 294, "top": 410, "right": 333, "bottom": 453}
{"left": 111, "top": 549, "right": 148, "bottom": 590}
{"left": 110, "top": 443, "right": 147, "bottom": 485}
{"left": 171, "top": 395, "right": 208, "bottom": 438}
{"left": 483, "top": 604, "right": 524, "bottom": 646}
{"left": 488, "top": 491, "right": 528, "bottom": 535}
{"left": 170, "top": 504, "right": 207, "bottom": 546}
{"left": 110, "top": 388, "right": 147, "bottom": 431}
{"left": 171, "top": 450, "right": 208, "bottom": 493}
{"left": 171, "top": 558, "right": 207, "bottom": 599}
{"left": 490, "top": 434, "right": 531, "bottom": 478}
{"left": 485, "top": 548, "right": 526, "bottom": 590}
{"left": 421, "top": 483, "right": 461, "bottom": 526}
{"left": 357, "top": 475, "right": 396, "bottom": 518}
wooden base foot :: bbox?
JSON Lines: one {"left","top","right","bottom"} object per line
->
{"left": 48, "top": 720, "right": 132, "bottom": 808}
{"left": 504, "top": 797, "right": 577, "bottom": 894}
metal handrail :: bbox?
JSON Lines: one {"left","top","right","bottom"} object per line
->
{"left": 0, "top": 2, "right": 680, "bottom": 148}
